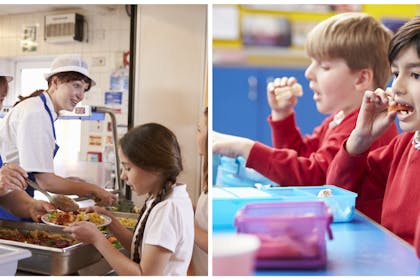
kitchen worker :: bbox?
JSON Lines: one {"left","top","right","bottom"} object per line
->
{"left": 0, "top": 71, "right": 54, "bottom": 221}
{"left": 0, "top": 54, "right": 117, "bottom": 221}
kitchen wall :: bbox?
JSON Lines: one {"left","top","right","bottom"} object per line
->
{"left": 0, "top": 5, "right": 130, "bottom": 97}
{"left": 134, "top": 5, "right": 208, "bottom": 203}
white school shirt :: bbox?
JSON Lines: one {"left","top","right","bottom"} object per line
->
{"left": 131, "top": 184, "right": 194, "bottom": 276}
{"left": 0, "top": 93, "right": 57, "bottom": 173}
{"left": 192, "top": 191, "right": 208, "bottom": 275}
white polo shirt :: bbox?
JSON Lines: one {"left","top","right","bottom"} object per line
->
{"left": 131, "top": 184, "right": 194, "bottom": 276}
{"left": 0, "top": 93, "right": 57, "bottom": 173}
{"left": 192, "top": 191, "right": 208, "bottom": 275}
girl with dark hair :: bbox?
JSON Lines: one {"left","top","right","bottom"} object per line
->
{"left": 192, "top": 107, "right": 208, "bottom": 275}
{"left": 65, "top": 123, "right": 195, "bottom": 275}
{"left": 327, "top": 16, "right": 420, "bottom": 251}
{"left": 0, "top": 54, "right": 117, "bottom": 221}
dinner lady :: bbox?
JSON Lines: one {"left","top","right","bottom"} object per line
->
{"left": 0, "top": 54, "right": 117, "bottom": 220}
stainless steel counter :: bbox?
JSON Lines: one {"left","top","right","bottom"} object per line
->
{"left": 16, "top": 257, "right": 116, "bottom": 276}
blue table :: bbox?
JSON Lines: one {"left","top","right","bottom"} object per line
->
{"left": 214, "top": 211, "right": 420, "bottom": 276}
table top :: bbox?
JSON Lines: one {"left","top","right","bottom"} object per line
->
{"left": 215, "top": 211, "right": 420, "bottom": 276}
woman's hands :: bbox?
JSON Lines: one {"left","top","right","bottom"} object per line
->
{"left": 346, "top": 88, "right": 397, "bottom": 154}
{"left": 83, "top": 205, "right": 112, "bottom": 217}
{"left": 92, "top": 188, "right": 118, "bottom": 206}
{"left": 28, "top": 199, "right": 55, "bottom": 222}
{"left": 0, "top": 164, "right": 28, "bottom": 195}
{"left": 267, "top": 77, "right": 303, "bottom": 121}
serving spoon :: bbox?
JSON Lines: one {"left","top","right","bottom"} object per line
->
{"left": 26, "top": 178, "right": 79, "bottom": 212}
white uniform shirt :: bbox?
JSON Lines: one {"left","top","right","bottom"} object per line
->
{"left": 0, "top": 93, "right": 57, "bottom": 173}
{"left": 192, "top": 191, "right": 208, "bottom": 275}
{"left": 131, "top": 184, "right": 194, "bottom": 276}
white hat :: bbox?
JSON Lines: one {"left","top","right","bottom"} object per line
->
{"left": 0, "top": 71, "right": 13, "bottom": 82}
{"left": 44, "top": 54, "right": 96, "bottom": 87}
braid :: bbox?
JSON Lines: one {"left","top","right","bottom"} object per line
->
{"left": 132, "top": 181, "right": 172, "bottom": 263}
{"left": 131, "top": 197, "right": 149, "bottom": 262}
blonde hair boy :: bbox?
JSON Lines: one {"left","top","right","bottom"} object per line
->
{"left": 306, "top": 12, "right": 392, "bottom": 90}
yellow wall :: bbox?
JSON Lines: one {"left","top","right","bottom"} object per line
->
{"left": 213, "top": 4, "right": 419, "bottom": 67}
{"left": 214, "top": 4, "right": 419, "bottom": 49}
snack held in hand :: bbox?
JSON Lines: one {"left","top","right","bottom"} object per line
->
{"left": 274, "top": 84, "right": 303, "bottom": 97}
{"left": 388, "top": 103, "right": 412, "bottom": 113}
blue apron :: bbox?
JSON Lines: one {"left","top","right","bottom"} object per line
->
{"left": 0, "top": 93, "right": 59, "bottom": 221}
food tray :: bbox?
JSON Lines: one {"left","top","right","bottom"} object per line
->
{"left": 110, "top": 211, "right": 139, "bottom": 220}
{"left": 0, "top": 220, "right": 102, "bottom": 275}
{"left": 234, "top": 201, "right": 333, "bottom": 269}
{"left": 109, "top": 211, "right": 139, "bottom": 229}
{"left": 213, "top": 185, "right": 357, "bottom": 231}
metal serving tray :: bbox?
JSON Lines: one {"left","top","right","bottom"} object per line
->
{"left": 111, "top": 211, "right": 139, "bottom": 219}
{"left": 0, "top": 220, "right": 102, "bottom": 275}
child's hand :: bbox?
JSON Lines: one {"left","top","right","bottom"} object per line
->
{"left": 212, "top": 131, "right": 255, "bottom": 160}
{"left": 267, "top": 77, "right": 302, "bottom": 121}
{"left": 347, "top": 88, "right": 396, "bottom": 154}
{"left": 63, "top": 221, "right": 107, "bottom": 246}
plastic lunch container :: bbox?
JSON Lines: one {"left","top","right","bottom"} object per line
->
{"left": 234, "top": 201, "right": 333, "bottom": 269}
{"left": 0, "top": 244, "right": 31, "bottom": 275}
{"left": 215, "top": 156, "right": 277, "bottom": 187}
{"left": 212, "top": 185, "right": 357, "bottom": 231}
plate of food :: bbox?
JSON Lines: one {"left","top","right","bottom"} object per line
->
{"left": 41, "top": 211, "right": 112, "bottom": 228}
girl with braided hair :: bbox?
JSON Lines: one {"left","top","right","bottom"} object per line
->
{"left": 64, "top": 123, "right": 195, "bottom": 275}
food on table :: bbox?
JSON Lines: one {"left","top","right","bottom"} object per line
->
{"left": 0, "top": 228, "right": 77, "bottom": 248}
{"left": 317, "top": 188, "right": 332, "bottom": 198}
{"left": 116, "top": 217, "right": 137, "bottom": 228}
{"left": 257, "top": 230, "right": 319, "bottom": 259}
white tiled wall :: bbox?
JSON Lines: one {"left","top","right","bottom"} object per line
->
{"left": 0, "top": 5, "right": 130, "bottom": 95}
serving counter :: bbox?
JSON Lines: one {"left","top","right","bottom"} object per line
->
{"left": 6, "top": 210, "right": 136, "bottom": 276}
{"left": 214, "top": 211, "right": 420, "bottom": 276}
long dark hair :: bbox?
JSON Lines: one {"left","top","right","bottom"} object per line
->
{"left": 119, "top": 123, "right": 183, "bottom": 263}
{"left": 0, "top": 76, "right": 9, "bottom": 96}
{"left": 14, "top": 71, "right": 92, "bottom": 107}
